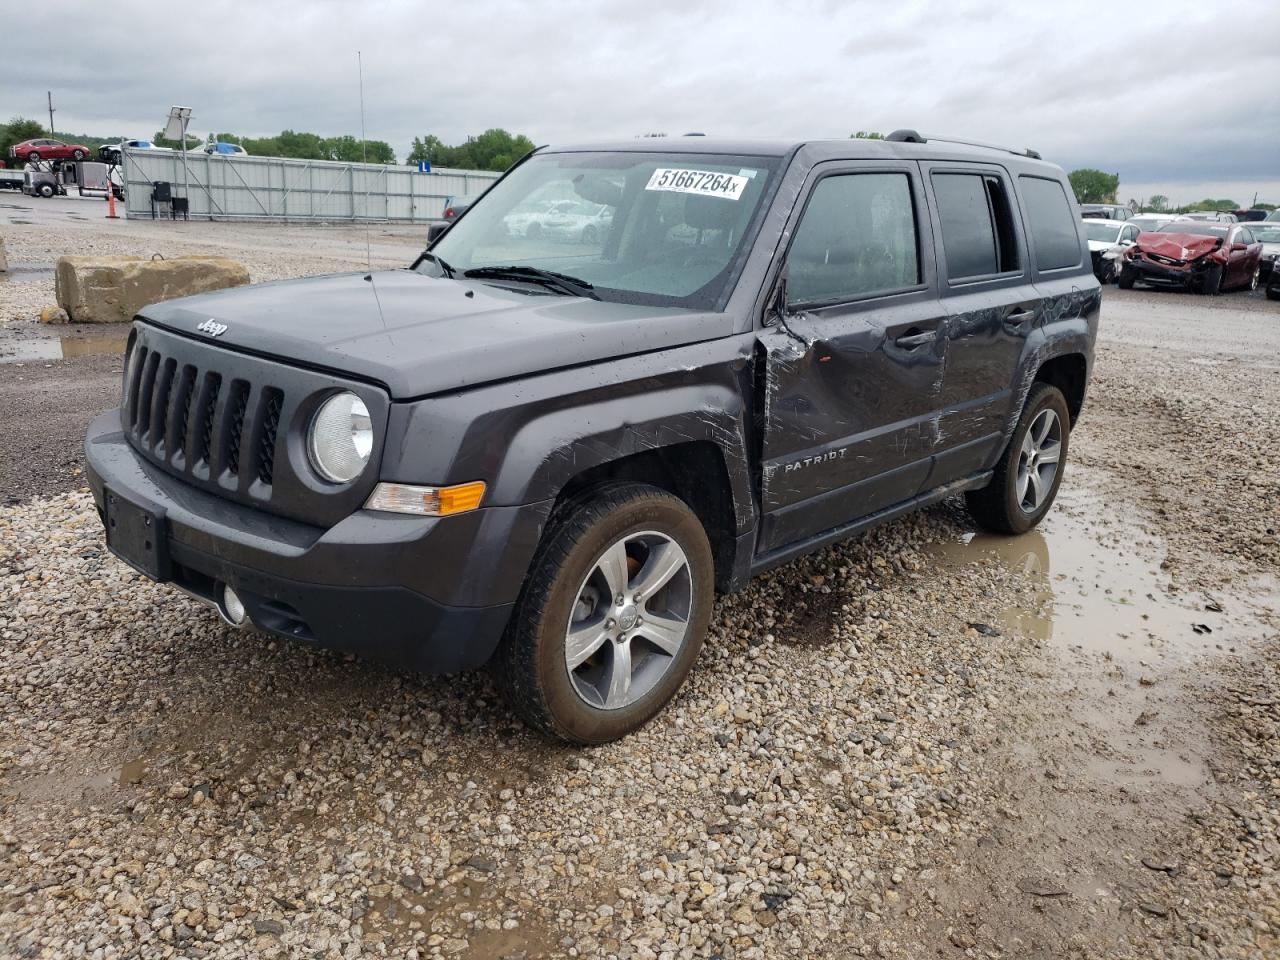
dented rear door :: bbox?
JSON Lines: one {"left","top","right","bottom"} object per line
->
{"left": 756, "top": 160, "right": 946, "bottom": 555}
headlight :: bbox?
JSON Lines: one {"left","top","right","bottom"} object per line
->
{"left": 308, "top": 392, "right": 373, "bottom": 483}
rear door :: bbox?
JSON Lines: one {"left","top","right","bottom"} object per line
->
{"left": 919, "top": 162, "right": 1037, "bottom": 486}
{"left": 757, "top": 160, "right": 946, "bottom": 554}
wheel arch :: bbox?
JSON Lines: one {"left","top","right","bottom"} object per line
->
{"left": 1033, "top": 352, "right": 1087, "bottom": 425}
{"left": 552, "top": 441, "right": 743, "bottom": 592}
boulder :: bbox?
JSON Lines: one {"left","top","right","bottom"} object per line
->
{"left": 54, "top": 255, "right": 250, "bottom": 324}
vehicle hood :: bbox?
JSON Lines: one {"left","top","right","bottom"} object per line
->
{"left": 138, "top": 269, "right": 729, "bottom": 399}
{"left": 1136, "top": 233, "right": 1223, "bottom": 261}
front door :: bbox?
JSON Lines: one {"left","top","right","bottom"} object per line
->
{"left": 758, "top": 161, "right": 946, "bottom": 555}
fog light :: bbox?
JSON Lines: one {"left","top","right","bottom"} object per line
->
{"left": 221, "top": 584, "right": 247, "bottom": 627}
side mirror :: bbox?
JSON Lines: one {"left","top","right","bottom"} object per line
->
{"left": 426, "top": 222, "right": 449, "bottom": 244}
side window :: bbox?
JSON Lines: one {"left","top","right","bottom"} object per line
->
{"left": 1236, "top": 228, "right": 1254, "bottom": 244}
{"left": 1019, "top": 176, "right": 1083, "bottom": 271}
{"left": 932, "top": 172, "right": 1019, "bottom": 281}
{"left": 786, "top": 172, "right": 920, "bottom": 305}
{"left": 1122, "top": 226, "right": 1138, "bottom": 243}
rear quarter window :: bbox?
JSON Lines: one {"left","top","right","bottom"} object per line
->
{"left": 1020, "top": 176, "right": 1082, "bottom": 271}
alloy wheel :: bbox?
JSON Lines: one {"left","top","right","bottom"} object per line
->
{"left": 1016, "top": 408, "right": 1062, "bottom": 513}
{"left": 564, "top": 530, "right": 693, "bottom": 710}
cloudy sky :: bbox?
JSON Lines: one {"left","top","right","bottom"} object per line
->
{"left": 6, "top": 0, "right": 1278, "bottom": 205}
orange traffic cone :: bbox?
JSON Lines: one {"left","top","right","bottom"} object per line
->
{"left": 106, "top": 176, "right": 119, "bottom": 219}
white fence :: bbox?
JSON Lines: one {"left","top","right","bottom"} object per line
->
{"left": 120, "top": 149, "right": 500, "bottom": 223}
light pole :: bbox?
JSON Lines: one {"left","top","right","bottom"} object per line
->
{"left": 47, "top": 91, "right": 55, "bottom": 138}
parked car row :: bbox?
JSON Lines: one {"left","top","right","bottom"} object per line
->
{"left": 98, "top": 140, "right": 248, "bottom": 164}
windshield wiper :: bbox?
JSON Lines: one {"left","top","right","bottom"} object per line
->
{"left": 418, "top": 251, "right": 456, "bottom": 278}
{"left": 463, "top": 265, "right": 599, "bottom": 300}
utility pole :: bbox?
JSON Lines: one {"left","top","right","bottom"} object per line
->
{"left": 47, "top": 91, "right": 55, "bottom": 138}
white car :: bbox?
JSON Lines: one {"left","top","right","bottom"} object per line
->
{"left": 1084, "top": 218, "right": 1139, "bottom": 283}
{"left": 204, "top": 142, "right": 249, "bottom": 158}
{"left": 99, "top": 139, "right": 172, "bottom": 163}
{"left": 505, "top": 200, "right": 613, "bottom": 243}
{"left": 1250, "top": 222, "right": 1280, "bottom": 279}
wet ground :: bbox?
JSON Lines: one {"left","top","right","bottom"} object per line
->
{"left": 1, "top": 201, "right": 1278, "bottom": 956}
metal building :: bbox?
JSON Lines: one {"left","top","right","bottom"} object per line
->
{"left": 120, "top": 149, "right": 500, "bottom": 223}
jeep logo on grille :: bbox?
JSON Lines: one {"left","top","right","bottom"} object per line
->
{"left": 197, "top": 318, "right": 228, "bottom": 338}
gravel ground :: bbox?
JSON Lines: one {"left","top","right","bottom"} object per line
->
{"left": 1, "top": 207, "right": 1277, "bottom": 959}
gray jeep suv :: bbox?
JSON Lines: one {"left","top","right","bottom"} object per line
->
{"left": 85, "top": 132, "right": 1099, "bottom": 743}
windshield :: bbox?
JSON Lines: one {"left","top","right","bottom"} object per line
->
{"left": 1250, "top": 225, "right": 1280, "bottom": 242}
{"left": 1164, "top": 223, "right": 1228, "bottom": 238}
{"left": 1085, "top": 222, "right": 1123, "bottom": 243}
{"left": 422, "top": 150, "right": 781, "bottom": 308}
{"left": 1130, "top": 217, "right": 1170, "bottom": 232}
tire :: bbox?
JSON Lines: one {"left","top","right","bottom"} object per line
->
{"left": 1248, "top": 265, "right": 1260, "bottom": 292}
{"left": 582, "top": 225, "right": 598, "bottom": 245}
{"left": 1117, "top": 265, "right": 1136, "bottom": 289}
{"left": 1197, "top": 263, "right": 1223, "bottom": 295}
{"left": 27, "top": 151, "right": 39, "bottom": 162}
{"left": 37, "top": 183, "right": 54, "bottom": 198}
{"left": 72, "top": 149, "right": 85, "bottom": 160}
{"left": 1267, "top": 286, "right": 1280, "bottom": 302}
{"left": 965, "top": 383, "right": 1071, "bottom": 535}
{"left": 526, "top": 222, "right": 542, "bottom": 241}
{"left": 494, "top": 482, "right": 714, "bottom": 744}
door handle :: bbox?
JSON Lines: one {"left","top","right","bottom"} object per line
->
{"left": 1004, "top": 308, "right": 1036, "bottom": 330}
{"left": 893, "top": 328, "right": 937, "bottom": 348}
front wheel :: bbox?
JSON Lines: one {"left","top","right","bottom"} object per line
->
{"left": 965, "top": 383, "right": 1071, "bottom": 535}
{"left": 1117, "top": 264, "right": 1136, "bottom": 289}
{"left": 495, "top": 483, "right": 714, "bottom": 744}
{"left": 72, "top": 149, "right": 86, "bottom": 161}
{"left": 37, "top": 183, "right": 54, "bottom": 198}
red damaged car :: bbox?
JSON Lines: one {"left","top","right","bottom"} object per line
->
{"left": 1118, "top": 221, "right": 1263, "bottom": 294}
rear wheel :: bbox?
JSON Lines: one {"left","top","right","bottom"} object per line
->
{"left": 495, "top": 483, "right": 714, "bottom": 744}
{"left": 1248, "top": 265, "right": 1260, "bottom": 291}
{"left": 966, "top": 383, "right": 1070, "bottom": 535}
{"left": 526, "top": 222, "right": 542, "bottom": 241}
{"left": 27, "top": 151, "right": 40, "bottom": 163}
{"left": 582, "top": 225, "right": 598, "bottom": 245}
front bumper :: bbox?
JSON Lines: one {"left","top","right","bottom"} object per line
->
{"left": 85, "top": 409, "right": 551, "bottom": 673}
{"left": 1123, "top": 255, "right": 1210, "bottom": 287}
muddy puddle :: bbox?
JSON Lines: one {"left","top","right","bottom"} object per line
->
{"left": 0, "top": 328, "right": 127, "bottom": 363}
{"left": 0, "top": 264, "right": 55, "bottom": 282}
{"left": 927, "top": 483, "right": 1261, "bottom": 665}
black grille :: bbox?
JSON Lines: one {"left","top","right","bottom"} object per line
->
{"left": 225, "top": 382, "right": 250, "bottom": 476}
{"left": 199, "top": 374, "right": 222, "bottom": 467}
{"left": 123, "top": 346, "right": 285, "bottom": 495}
{"left": 257, "top": 389, "right": 283, "bottom": 485}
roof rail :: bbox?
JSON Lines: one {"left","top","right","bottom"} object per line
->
{"left": 922, "top": 133, "right": 1042, "bottom": 161}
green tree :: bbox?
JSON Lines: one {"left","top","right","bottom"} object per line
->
{"left": 406, "top": 129, "right": 535, "bottom": 172}
{"left": 152, "top": 130, "right": 204, "bottom": 150}
{"left": 1, "top": 117, "right": 50, "bottom": 163}
{"left": 1184, "top": 198, "right": 1237, "bottom": 212}
{"left": 851, "top": 131, "right": 884, "bottom": 139}
{"left": 323, "top": 134, "right": 395, "bottom": 165}
{"left": 1147, "top": 194, "right": 1169, "bottom": 213}
{"left": 1067, "top": 168, "right": 1120, "bottom": 204}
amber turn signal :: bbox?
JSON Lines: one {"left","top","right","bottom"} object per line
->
{"left": 364, "top": 481, "right": 486, "bottom": 516}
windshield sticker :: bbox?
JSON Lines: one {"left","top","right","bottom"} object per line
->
{"left": 645, "top": 168, "right": 749, "bottom": 200}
